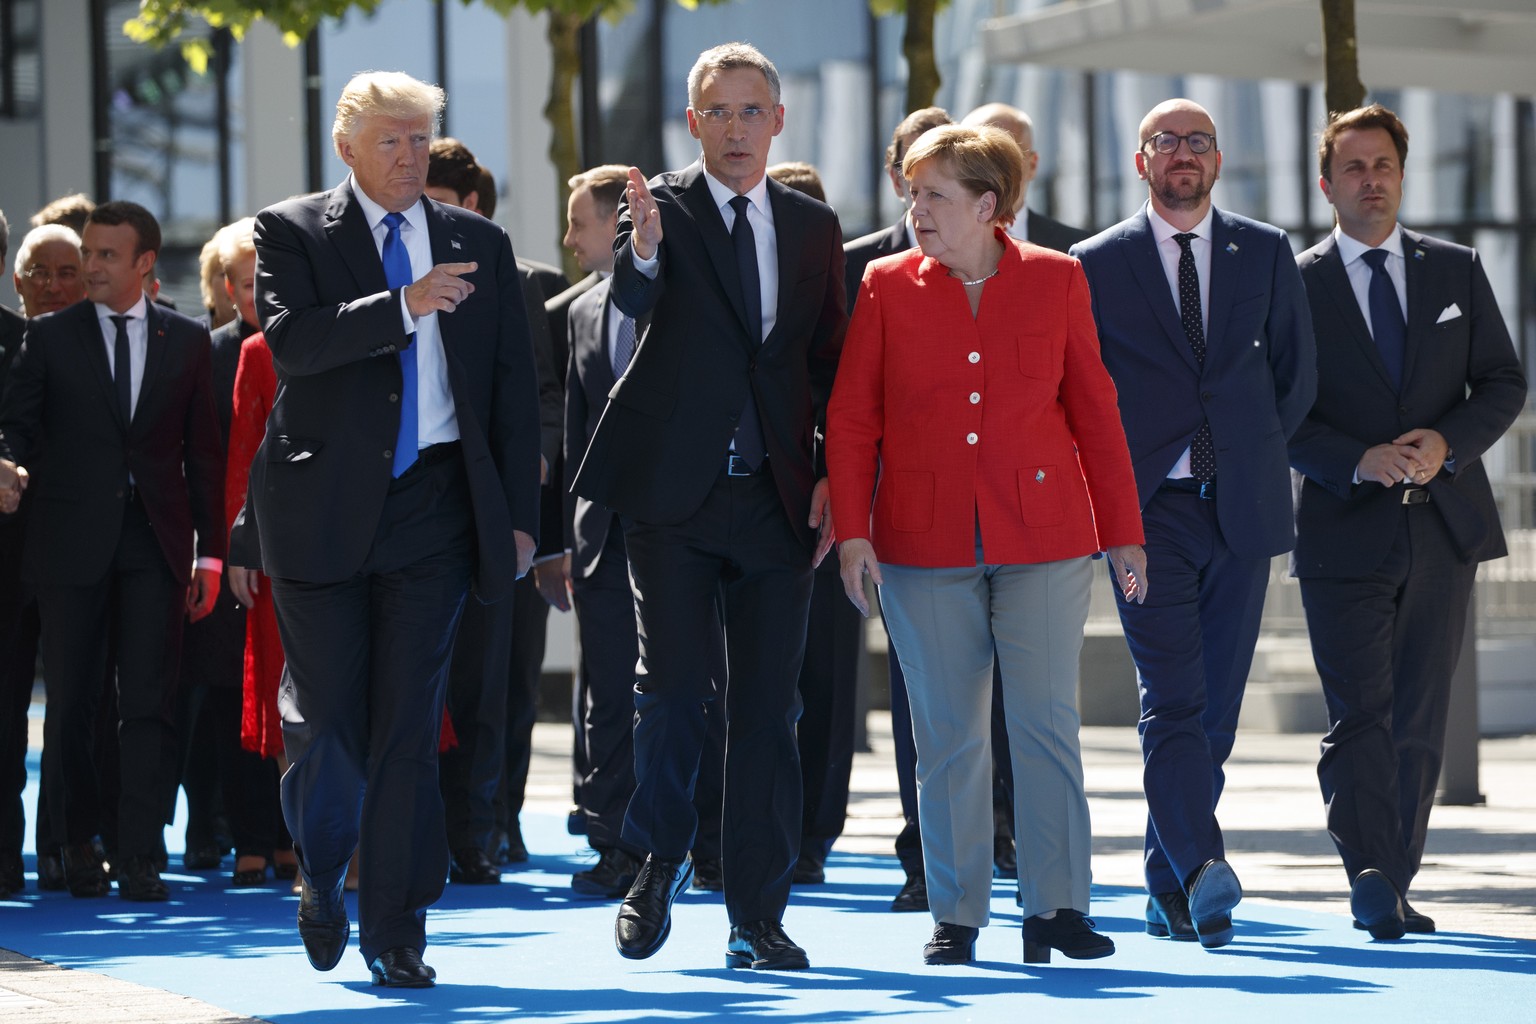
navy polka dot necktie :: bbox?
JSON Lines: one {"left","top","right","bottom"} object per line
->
{"left": 1174, "top": 232, "right": 1216, "bottom": 483}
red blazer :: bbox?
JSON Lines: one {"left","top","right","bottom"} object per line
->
{"left": 827, "top": 234, "right": 1143, "bottom": 569}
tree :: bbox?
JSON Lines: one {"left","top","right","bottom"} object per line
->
{"left": 126, "top": 0, "right": 730, "bottom": 278}
{"left": 870, "top": 0, "right": 947, "bottom": 113}
{"left": 1318, "top": 0, "right": 1366, "bottom": 120}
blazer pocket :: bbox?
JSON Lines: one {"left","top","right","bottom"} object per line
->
{"left": 265, "top": 434, "right": 323, "bottom": 463}
{"left": 1016, "top": 330, "right": 1057, "bottom": 381}
{"left": 1017, "top": 466, "right": 1065, "bottom": 527}
{"left": 607, "top": 376, "right": 675, "bottom": 421}
{"left": 884, "top": 471, "right": 935, "bottom": 533}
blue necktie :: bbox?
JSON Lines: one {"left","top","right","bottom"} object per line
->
{"left": 1361, "top": 248, "right": 1405, "bottom": 390}
{"left": 728, "top": 194, "right": 766, "bottom": 470}
{"left": 611, "top": 311, "right": 636, "bottom": 378}
{"left": 381, "top": 212, "right": 418, "bottom": 476}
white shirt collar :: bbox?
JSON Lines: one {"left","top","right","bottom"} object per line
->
{"left": 1146, "top": 203, "right": 1215, "bottom": 245}
{"left": 95, "top": 293, "right": 149, "bottom": 323}
{"left": 700, "top": 163, "right": 771, "bottom": 218}
{"left": 349, "top": 173, "right": 426, "bottom": 235}
{"left": 1333, "top": 223, "right": 1404, "bottom": 266}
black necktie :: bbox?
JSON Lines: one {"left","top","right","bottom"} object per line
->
{"left": 1173, "top": 233, "right": 1216, "bottom": 483}
{"left": 729, "top": 194, "right": 766, "bottom": 469}
{"left": 1361, "top": 248, "right": 1405, "bottom": 390}
{"left": 110, "top": 314, "right": 133, "bottom": 425}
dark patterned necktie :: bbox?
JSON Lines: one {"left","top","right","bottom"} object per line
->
{"left": 728, "top": 194, "right": 766, "bottom": 469}
{"left": 1174, "top": 232, "right": 1216, "bottom": 483}
{"left": 611, "top": 312, "right": 636, "bottom": 378}
{"left": 1361, "top": 248, "right": 1405, "bottom": 390}
{"left": 110, "top": 314, "right": 133, "bottom": 425}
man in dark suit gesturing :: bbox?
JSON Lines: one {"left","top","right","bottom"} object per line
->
{"left": 0, "top": 201, "right": 225, "bottom": 902}
{"left": 1290, "top": 104, "right": 1524, "bottom": 940}
{"left": 229, "top": 72, "right": 540, "bottom": 988}
{"left": 1071, "top": 99, "right": 1315, "bottom": 950}
{"left": 571, "top": 42, "right": 846, "bottom": 970}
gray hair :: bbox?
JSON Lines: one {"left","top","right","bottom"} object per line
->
{"left": 0, "top": 208, "right": 8, "bottom": 265}
{"left": 331, "top": 71, "right": 445, "bottom": 158}
{"left": 13, "top": 223, "right": 82, "bottom": 277}
{"left": 687, "top": 42, "right": 780, "bottom": 109}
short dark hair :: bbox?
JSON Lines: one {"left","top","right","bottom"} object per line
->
{"left": 567, "top": 165, "right": 630, "bottom": 218}
{"left": 31, "top": 192, "right": 96, "bottom": 235}
{"left": 475, "top": 165, "right": 498, "bottom": 219}
{"left": 1319, "top": 103, "right": 1409, "bottom": 182}
{"left": 886, "top": 106, "right": 952, "bottom": 171}
{"left": 85, "top": 200, "right": 162, "bottom": 257}
{"left": 428, "top": 137, "right": 482, "bottom": 203}
{"left": 767, "top": 161, "right": 825, "bottom": 204}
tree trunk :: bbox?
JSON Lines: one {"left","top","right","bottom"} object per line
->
{"left": 1319, "top": 0, "right": 1366, "bottom": 120}
{"left": 902, "top": 0, "right": 941, "bottom": 112}
{"left": 545, "top": 10, "right": 584, "bottom": 281}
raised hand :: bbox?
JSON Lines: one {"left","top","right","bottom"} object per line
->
{"left": 404, "top": 261, "right": 477, "bottom": 318}
{"left": 626, "top": 167, "right": 663, "bottom": 261}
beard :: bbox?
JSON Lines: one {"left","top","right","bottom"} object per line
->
{"left": 1150, "top": 163, "right": 1214, "bottom": 211}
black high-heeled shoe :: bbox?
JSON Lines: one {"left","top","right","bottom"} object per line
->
{"left": 1023, "top": 909, "right": 1115, "bottom": 963}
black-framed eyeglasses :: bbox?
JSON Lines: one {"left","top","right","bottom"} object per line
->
{"left": 694, "top": 106, "right": 773, "bottom": 126}
{"left": 1143, "top": 131, "right": 1216, "bottom": 155}
{"left": 22, "top": 265, "right": 81, "bottom": 285}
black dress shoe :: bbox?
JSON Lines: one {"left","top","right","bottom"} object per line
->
{"left": 1023, "top": 909, "right": 1115, "bottom": 964}
{"left": 1185, "top": 858, "right": 1242, "bottom": 949}
{"left": 369, "top": 947, "right": 436, "bottom": 988}
{"left": 567, "top": 807, "right": 587, "bottom": 836}
{"left": 923, "top": 922, "right": 978, "bottom": 965}
{"left": 0, "top": 850, "right": 24, "bottom": 897}
{"left": 791, "top": 852, "right": 825, "bottom": 885}
{"left": 993, "top": 836, "right": 1017, "bottom": 879}
{"left": 502, "top": 823, "right": 529, "bottom": 864}
{"left": 1355, "top": 899, "right": 1435, "bottom": 934}
{"left": 726, "top": 919, "right": 810, "bottom": 970}
{"left": 891, "top": 872, "right": 928, "bottom": 913}
{"left": 1350, "top": 868, "right": 1406, "bottom": 940}
{"left": 449, "top": 846, "right": 502, "bottom": 885}
{"left": 37, "top": 849, "right": 67, "bottom": 892}
{"left": 297, "top": 876, "right": 350, "bottom": 971}
{"left": 61, "top": 841, "right": 109, "bottom": 898}
{"left": 690, "top": 856, "right": 723, "bottom": 892}
{"left": 615, "top": 855, "right": 692, "bottom": 960}
{"left": 1146, "top": 891, "right": 1197, "bottom": 940}
{"left": 572, "top": 847, "right": 642, "bottom": 898}
{"left": 183, "top": 844, "right": 223, "bottom": 871}
{"left": 117, "top": 856, "right": 170, "bottom": 902}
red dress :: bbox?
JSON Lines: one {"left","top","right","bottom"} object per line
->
{"left": 226, "top": 334, "right": 456, "bottom": 757}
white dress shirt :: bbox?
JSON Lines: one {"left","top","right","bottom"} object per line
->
{"left": 1333, "top": 224, "right": 1408, "bottom": 335}
{"left": 1146, "top": 204, "right": 1216, "bottom": 480}
{"left": 350, "top": 176, "right": 459, "bottom": 447}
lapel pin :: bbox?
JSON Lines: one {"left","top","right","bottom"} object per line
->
{"left": 1226, "top": 243, "right": 1238, "bottom": 254}
{"left": 1414, "top": 248, "right": 1426, "bottom": 260}
{"left": 451, "top": 239, "right": 462, "bottom": 250}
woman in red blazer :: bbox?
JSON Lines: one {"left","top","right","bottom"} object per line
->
{"left": 828, "top": 125, "right": 1146, "bottom": 967}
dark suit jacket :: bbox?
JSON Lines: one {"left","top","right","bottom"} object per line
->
{"left": 0, "top": 300, "right": 225, "bottom": 585}
{"left": 518, "top": 257, "right": 570, "bottom": 305}
{"left": 540, "top": 272, "right": 602, "bottom": 559}
{"left": 0, "top": 305, "right": 23, "bottom": 390}
{"left": 232, "top": 180, "right": 541, "bottom": 603}
{"left": 1289, "top": 230, "right": 1526, "bottom": 576}
{"left": 519, "top": 265, "right": 563, "bottom": 471}
{"left": 563, "top": 278, "right": 625, "bottom": 578}
{"left": 571, "top": 163, "right": 847, "bottom": 551}
{"left": 1025, "top": 208, "right": 1091, "bottom": 255}
{"left": 843, "top": 219, "right": 909, "bottom": 313}
{"left": 1071, "top": 204, "right": 1316, "bottom": 558}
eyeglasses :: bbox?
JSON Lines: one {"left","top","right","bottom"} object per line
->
{"left": 1143, "top": 131, "right": 1217, "bottom": 155}
{"left": 22, "top": 265, "right": 81, "bottom": 285}
{"left": 694, "top": 106, "right": 773, "bottom": 127}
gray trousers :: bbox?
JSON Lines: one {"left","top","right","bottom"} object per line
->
{"left": 879, "top": 554, "right": 1094, "bottom": 925}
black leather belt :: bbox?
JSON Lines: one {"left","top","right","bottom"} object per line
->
{"left": 1401, "top": 487, "right": 1431, "bottom": 505}
{"left": 416, "top": 440, "right": 462, "bottom": 468}
{"left": 1159, "top": 477, "right": 1217, "bottom": 500}
{"left": 726, "top": 453, "right": 767, "bottom": 477}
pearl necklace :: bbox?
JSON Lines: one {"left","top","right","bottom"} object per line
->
{"left": 955, "top": 269, "right": 998, "bottom": 286}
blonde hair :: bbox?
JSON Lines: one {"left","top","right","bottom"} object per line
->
{"left": 902, "top": 124, "right": 1023, "bottom": 228}
{"left": 217, "top": 217, "right": 257, "bottom": 275}
{"left": 331, "top": 71, "right": 445, "bottom": 157}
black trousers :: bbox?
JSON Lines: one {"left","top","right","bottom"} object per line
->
{"left": 1301, "top": 504, "right": 1476, "bottom": 897}
{"left": 441, "top": 592, "right": 513, "bottom": 853}
{"left": 621, "top": 464, "right": 812, "bottom": 925}
{"left": 37, "top": 496, "right": 186, "bottom": 860}
{"left": 0, "top": 510, "right": 42, "bottom": 861}
{"left": 795, "top": 559, "right": 862, "bottom": 861}
{"left": 496, "top": 572, "right": 547, "bottom": 836}
{"left": 271, "top": 454, "right": 473, "bottom": 964}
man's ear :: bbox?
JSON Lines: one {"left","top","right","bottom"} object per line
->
{"left": 461, "top": 191, "right": 481, "bottom": 214}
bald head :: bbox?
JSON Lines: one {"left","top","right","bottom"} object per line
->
{"left": 1137, "top": 98, "right": 1215, "bottom": 147}
{"left": 1135, "top": 98, "right": 1221, "bottom": 227}
{"left": 961, "top": 102, "right": 1038, "bottom": 212}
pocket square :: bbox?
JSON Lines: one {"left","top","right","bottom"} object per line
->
{"left": 1435, "top": 303, "right": 1461, "bottom": 324}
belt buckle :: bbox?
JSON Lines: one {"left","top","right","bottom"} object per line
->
{"left": 1198, "top": 480, "right": 1216, "bottom": 500}
{"left": 1402, "top": 487, "right": 1430, "bottom": 505}
{"left": 727, "top": 453, "right": 753, "bottom": 477}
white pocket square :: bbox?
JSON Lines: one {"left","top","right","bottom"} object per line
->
{"left": 1435, "top": 303, "right": 1461, "bottom": 324}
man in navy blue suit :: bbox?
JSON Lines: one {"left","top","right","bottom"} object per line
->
{"left": 1071, "top": 99, "right": 1315, "bottom": 950}
{"left": 1290, "top": 104, "right": 1524, "bottom": 940}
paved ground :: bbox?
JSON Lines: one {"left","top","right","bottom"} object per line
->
{"left": 2, "top": 713, "right": 1532, "bottom": 1023}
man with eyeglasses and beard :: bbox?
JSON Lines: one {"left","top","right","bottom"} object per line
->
{"left": 1070, "top": 98, "right": 1315, "bottom": 951}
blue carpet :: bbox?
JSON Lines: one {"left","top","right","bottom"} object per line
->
{"left": 5, "top": 735, "right": 1533, "bottom": 1020}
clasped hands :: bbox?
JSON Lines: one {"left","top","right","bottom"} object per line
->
{"left": 1356, "top": 427, "right": 1449, "bottom": 487}
{"left": 0, "top": 459, "right": 28, "bottom": 515}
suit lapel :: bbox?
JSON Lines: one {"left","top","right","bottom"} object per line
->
{"left": 72, "top": 303, "right": 125, "bottom": 431}
{"left": 766, "top": 180, "right": 802, "bottom": 351}
{"left": 323, "top": 181, "right": 389, "bottom": 299}
{"left": 1399, "top": 228, "right": 1432, "bottom": 386}
{"left": 1120, "top": 212, "right": 1196, "bottom": 372}
{"left": 676, "top": 167, "right": 755, "bottom": 349}
{"left": 1205, "top": 211, "right": 1243, "bottom": 351}
{"left": 1312, "top": 235, "right": 1395, "bottom": 390}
